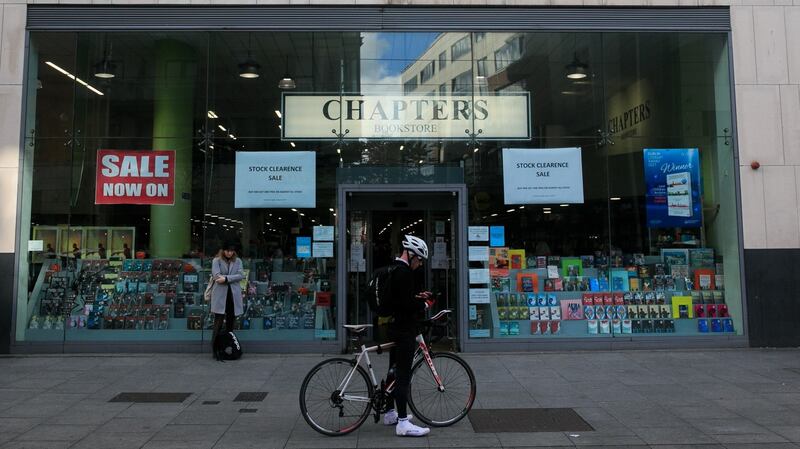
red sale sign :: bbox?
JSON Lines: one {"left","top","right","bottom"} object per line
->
{"left": 95, "top": 150, "right": 175, "bottom": 205}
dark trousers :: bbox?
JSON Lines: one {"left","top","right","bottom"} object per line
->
{"left": 212, "top": 286, "right": 234, "bottom": 351}
{"left": 386, "top": 326, "right": 417, "bottom": 418}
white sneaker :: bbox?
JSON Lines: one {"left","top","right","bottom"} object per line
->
{"left": 396, "top": 417, "right": 430, "bottom": 437}
{"left": 383, "top": 409, "right": 413, "bottom": 426}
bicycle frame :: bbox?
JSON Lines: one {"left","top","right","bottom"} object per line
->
{"left": 335, "top": 333, "right": 445, "bottom": 404}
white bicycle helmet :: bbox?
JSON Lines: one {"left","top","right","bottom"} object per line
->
{"left": 402, "top": 234, "right": 429, "bottom": 260}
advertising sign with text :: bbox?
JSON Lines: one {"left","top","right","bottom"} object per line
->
{"left": 95, "top": 150, "right": 175, "bottom": 205}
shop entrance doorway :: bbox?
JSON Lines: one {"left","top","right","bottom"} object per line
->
{"left": 337, "top": 185, "right": 467, "bottom": 352}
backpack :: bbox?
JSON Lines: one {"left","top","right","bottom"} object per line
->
{"left": 215, "top": 331, "right": 243, "bottom": 360}
{"left": 365, "top": 265, "right": 397, "bottom": 317}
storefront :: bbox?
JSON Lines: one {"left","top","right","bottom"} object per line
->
{"left": 9, "top": 6, "right": 746, "bottom": 353}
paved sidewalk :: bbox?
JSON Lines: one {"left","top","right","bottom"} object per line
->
{"left": 1, "top": 348, "right": 799, "bottom": 449}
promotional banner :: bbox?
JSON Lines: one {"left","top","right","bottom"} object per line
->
{"left": 95, "top": 150, "right": 175, "bottom": 205}
{"left": 502, "top": 147, "right": 584, "bottom": 204}
{"left": 283, "top": 94, "right": 531, "bottom": 140}
{"left": 643, "top": 148, "right": 702, "bottom": 228}
{"left": 235, "top": 151, "right": 316, "bottom": 208}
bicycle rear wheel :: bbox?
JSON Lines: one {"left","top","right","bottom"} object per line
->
{"left": 408, "top": 352, "right": 476, "bottom": 427}
{"left": 299, "top": 358, "right": 374, "bottom": 436}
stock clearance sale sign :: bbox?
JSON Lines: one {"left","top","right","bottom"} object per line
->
{"left": 95, "top": 150, "right": 176, "bottom": 205}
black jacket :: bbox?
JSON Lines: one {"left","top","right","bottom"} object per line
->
{"left": 386, "top": 259, "right": 427, "bottom": 330}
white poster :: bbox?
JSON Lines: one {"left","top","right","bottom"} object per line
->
{"left": 313, "top": 226, "right": 334, "bottom": 241}
{"left": 432, "top": 241, "right": 448, "bottom": 269}
{"left": 283, "top": 94, "right": 530, "bottom": 140}
{"left": 502, "top": 147, "right": 584, "bottom": 205}
{"left": 468, "top": 226, "right": 489, "bottom": 241}
{"left": 469, "top": 288, "right": 491, "bottom": 304}
{"left": 27, "top": 240, "right": 44, "bottom": 251}
{"left": 312, "top": 242, "right": 334, "bottom": 258}
{"left": 235, "top": 151, "right": 316, "bottom": 208}
{"left": 469, "top": 268, "right": 490, "bottom": 284}
{"left": 468, "top": 246, "right": 490, "bottom": 262}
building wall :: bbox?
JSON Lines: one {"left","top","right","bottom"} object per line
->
{"left": 1, "top": 0, "right": 798, "bottom": 350}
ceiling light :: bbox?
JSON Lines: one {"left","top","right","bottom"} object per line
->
{"left": 543, "top": 211, "right": 552, "bottom": 214}
{"left": 218, "top": 125, "right": 227, "bottom": 132}
{"left": 399, "top": 145, "right": 404, "bottom": 151}
{"left": 329, "top": 208, "right": 334, "bottom": 212}
{"left": 207, "top": 110, "right": 218, "bottom": 119}
{"left": 560, "top": 204, "right": 569, "bottom": 207}
{"left": 229, "top": 134, "right": 236, "bottom": 140}
{"left": 290, "top": 142, "right": 296, "bottom": 148}
{"left": 610, "top": 197, "right": 621, "bottom": 201}
{"left": 278, "top": 125, "right": 282, "bottom": 130}
{"left": 275, "top": 110, "right": 282, "bottom": 118}
{"left": 566, "top": 52, "right": 588, "bottom": 80}
{"left": 291, "top": 208, "right": 297, "bottom": 212}
{"left": 46, "top": 61, "right": 104, "bottom": 96}
{"left": 238, "top": 33, "right": 260, "bottom": 79}
{"left": 337, "top": 148, "right": 341, "bottom": 154}
{"left": 491, "top": 213, "right": 498, "bottom": 217}
{"left": 93, "top": 59, "right": 116, "bottom": 79}
{"left": 278, "top": 56, "right": 296, "bottom": 90}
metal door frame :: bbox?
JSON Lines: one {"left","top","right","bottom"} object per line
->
{"left": 337, "top": 184, "right": 468, "bottom": 353}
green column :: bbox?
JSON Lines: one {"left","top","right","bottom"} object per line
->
{"left": 150, "top": 40, "right": 196, "bottom": 257}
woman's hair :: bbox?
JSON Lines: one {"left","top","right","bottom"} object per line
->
{"left": 216, "top": 248, "right": 237, "bottom": 261}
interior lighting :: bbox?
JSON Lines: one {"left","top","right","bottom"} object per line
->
{"left": 491, "top": 213, "right": 498, "bottom": 217}
{"left": 218, "top": 125, "right": 227, "bottom": 132}
{"left": 291, "top": 208, "right": 298, "bottom": 212}
{"left": 474, "top": 147, "right": 479, "bottom": 153}
{"left": 543, "top": 211, "right": 552, "bottom": 214}
{"left": 399, "top": 145, "right": 404, "bottom": 151}
{"left": 238, "top": 33, "right": 261, "bottom": 79}
{"left": 278, "top": 56, "right": 296, "bottom": 89}
{"left": 290, "top": 142, "right": 296, "bottom": 148}
{"left": 207, "top": 110, "right": 218, "bottom": 119}
{"left": 46, "top": 61, "right": 104, "bottom": 96}
{"left": 610, "top": 197, "right": 621, "bottom": 201}
{"left": 566, "top": 52, "right": 588, "bottom": 80}
{"left": 274, "top": 110, "right": 282, "bottom": 119}
{"left": 506, "top": 209, "right": 515, "bottom": 213}
{"left": 229, "top": 134, "right": 236, "bottom": 140}
{"left": 93, "top": 59, "right": 116, "bottom": 79}
{"left": 329, "top": 208, "right": 334, "bottom": 212}
{"left": 560, "top": 204, "right": 569, "bottom": 207}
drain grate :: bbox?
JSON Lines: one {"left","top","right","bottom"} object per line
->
{"left": 468, "top": 408, "right": 594, "bottom": 433}
{"left": 239, "top": 408, "right": 258, "bottom": 413}
{"left": 109, "top": 392, "right": 192, "bottom": 403}
{"left": 233, "top": 392, "right": 268, "bottom": 402}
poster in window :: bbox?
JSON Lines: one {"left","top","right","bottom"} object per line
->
{"left": 235, "top": 151, "right": 316, "bottom": 208}
{"left": 502, "top": 147, "right": 584, "bottom": 204}
{"left": 643, "top": 148, "right": 702, "bottom": 228}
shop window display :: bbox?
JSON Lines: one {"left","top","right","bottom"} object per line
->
{"left": 16, "top": 30, "right": 740, "bottom": 348}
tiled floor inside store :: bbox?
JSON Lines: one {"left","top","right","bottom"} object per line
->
{"left": 1, "top": 348, "right": 799, "bottom": 448}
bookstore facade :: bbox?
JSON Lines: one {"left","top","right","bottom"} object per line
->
{"left": 11, "top": 7, "right": 744, "bottom": 353}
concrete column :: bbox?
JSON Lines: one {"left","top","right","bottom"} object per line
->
{"left": 150, "top": 40, "right": 196, "bottom": 258}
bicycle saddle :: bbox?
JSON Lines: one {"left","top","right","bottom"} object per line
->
{"left": 343, "top": 324, "right": 372, "bottom": 334}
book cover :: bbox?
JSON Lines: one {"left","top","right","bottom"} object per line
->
{"left": 546, "top": 265, "right": 560, "bottom": 279}
{"left": 561, "top": 299, "right": 583, "bottom": 320}
{"left": 490, "top": 247, "right": 510, "bottom": 270}
{"left": 561, "top": 257, "right": 583, "bottom": 278}
{"left": 580, "top": 255, "right": 595, "bottom": 268}
{"left": 610, "top": 269, "right": 629, "bottom": 292}
{"left": 516, "top": 272, "right": 539, "bottom": 293}
{"left": 671, "top": 296, "right": 693, "bottom": 318}
{"left": 508, "top": 249, "right": 526, "bottom": 270}
{"left": 661, "top": 248, "right": 690, "bottom": 267}
{"left": 689, "top": 248, "right": 715, "bottom": 268}
{"left": 536, "top": 256, "right": 547, "bottom": 269}
{"left": 670, "top": 263, "right": 690, "bottom": 278}
{"left": 694, "top": 268, "right": 716, "bottom": 290}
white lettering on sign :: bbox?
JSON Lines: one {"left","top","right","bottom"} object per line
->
{"left": 100, "top": 154, "right": 170, "bottom": 178}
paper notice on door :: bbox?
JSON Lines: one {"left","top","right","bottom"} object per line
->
{"left": 468, "top": 226, "right": 489, "bottom": 241}
{"left": 431, "top": 241, "right": 448, "bottom": 269}
{"left": 468, "top": 246, "right": 490, "bottom": 262}
{"left": 469, "top": 268, "right": 490, "bottom": 284}
{"left": 469, "top": 288, "right": 491, "bottom": 304}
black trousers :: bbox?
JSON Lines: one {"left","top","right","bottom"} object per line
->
{"left": 212, "top": 286, "right": 234, "bottom": 350}
{"left": 386, "top": 326, "right": 417, "bottom": 418}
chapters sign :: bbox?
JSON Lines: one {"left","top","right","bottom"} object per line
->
{"left": 282, "top": 94, "right": 530, "bottom": 140}
{"left": 95, "top": 150, "right": 175, "bottom": 205}
{"left": 235, "top": 151, "right": 316, "bottom": 208}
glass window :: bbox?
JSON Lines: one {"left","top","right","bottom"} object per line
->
{"left": 451, "top": 36, "right": 470, "bottom": 61}
{"left": 16, "top": 30, "right": 740, "bottom": 349}
{"left": 419, "top": 61, "right": 435, "bottom": 84}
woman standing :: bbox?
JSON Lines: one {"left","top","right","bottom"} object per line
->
{"left": 210, "top": 240, "right": 245, "bottom": 360}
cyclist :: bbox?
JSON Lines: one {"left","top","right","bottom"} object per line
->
{"left": 383, "top": 234, "right": 435, "bottom": 437}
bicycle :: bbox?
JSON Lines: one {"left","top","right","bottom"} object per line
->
{"left": 299, "top": 309, "right": 476, "bottom": 436}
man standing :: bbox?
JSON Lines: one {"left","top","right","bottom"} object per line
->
{"left": 383, "top": 234, "right": 434, "bottom": 437}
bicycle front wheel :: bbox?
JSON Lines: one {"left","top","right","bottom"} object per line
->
{"left": 299, "top": 358, "right": 374, "bottom": 436}
{"left": 408, "top": 352, "right": 476, "bottom": 427}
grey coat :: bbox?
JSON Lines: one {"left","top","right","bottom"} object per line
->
{"left": 210, "top": 257, "right": 245, "bottom": 316}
